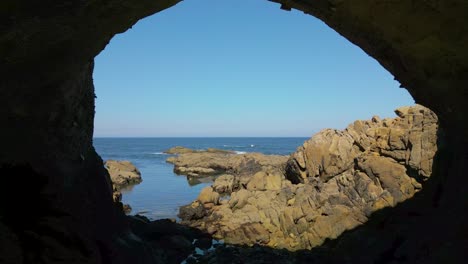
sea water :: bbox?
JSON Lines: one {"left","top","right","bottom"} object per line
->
{"left": 93, "top": 137, "right": 307, "bottom": 220}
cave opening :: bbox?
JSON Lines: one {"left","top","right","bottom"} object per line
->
{"left": 91, "top": 0, "right": 414, "bottom": 221}
{"left": 1, "top": 0, "right": 467, "bottom": 263}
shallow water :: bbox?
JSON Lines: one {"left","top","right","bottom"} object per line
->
{"left": 93, "top": 137, "right": 307, "bottom": 220}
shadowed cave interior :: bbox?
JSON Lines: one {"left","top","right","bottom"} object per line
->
{"left": 1, "top": 0, "right": 467, "bottom": 263}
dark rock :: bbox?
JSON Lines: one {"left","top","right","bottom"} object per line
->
{"left": 179, "top": 201, "right": 207, "bottom": 221}
{"left": 194, "top": 236, "right": 213, "bottom": 250}
{"left": 123, "top": 204, "right": 132, "bottom": 214}
{"left": 166, "top": 235, "right": 194, "bottom": 254}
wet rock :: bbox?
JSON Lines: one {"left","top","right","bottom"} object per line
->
{"left": 194, "top": 236, "right": 213, "bottom": 250}
{"left": 179, "top": 201, "right": 206, "bottom": 221}
{"left": 167, "top": 235, "right": 194, "bottom": 255}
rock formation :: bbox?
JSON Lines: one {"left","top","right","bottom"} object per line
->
{"left": 166, "top": 148, "right": 288, "bottom": 177}
{"left": 286, "top": 105, "right": 438, "bottom": 184}
{"left": 179, "top": 105, "right": 439, "bottom": 251}
{"left": 104, "top": 160, "right": 142, "bottom": 213}
{"left": 105, "top": 160, "right": 142, "bottom": 190}
{"left": 1, "top": 1, "right": 467, "bottom": 263}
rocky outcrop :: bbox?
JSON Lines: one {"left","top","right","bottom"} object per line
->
{"left": 180, "top": 105, "right": 438, "bottom": 251}
{"left": 286, "top": 104, "right": 438, "bottom": 184}
{"left": 105, "top": 160, "right": 142, "bottom": 190}
{"left": 166, "top": 149, "right": 288, "bottom": 177}
{"left": 105, "top": 160, "right": 142, "bottom": 214}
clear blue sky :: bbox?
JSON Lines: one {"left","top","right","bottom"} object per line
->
{"left": 93, "top": 0, "right": 414, "bottom": 137}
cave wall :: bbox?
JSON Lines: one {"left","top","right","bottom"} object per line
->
{"left": 1, "top": 0, "right": 467, "bottom": 262}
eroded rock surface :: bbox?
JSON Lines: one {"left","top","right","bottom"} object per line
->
{"left": 180, "top": 105, "right": 438, "bottom": 251}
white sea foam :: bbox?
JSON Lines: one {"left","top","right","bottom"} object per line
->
{"left": 149, "top": 152, "right": 167, "bottom": 155}
{"left": 223, "top": 145, "right": 244, "bottom": 148}
{"left": 235, "top": 151, "right": 246, "bottom": 154}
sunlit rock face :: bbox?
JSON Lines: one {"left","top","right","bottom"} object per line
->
{"left": 0, "top": 0, "right": 467, "bottom": 263}
{"left": 286, "top": 105, "right": 438, "bottom": 185}
{"left": 179, "top": 105, "right": 439, "bottom": 251}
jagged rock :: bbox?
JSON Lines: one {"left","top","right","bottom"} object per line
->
{"left": 299, "top": 129, "right": 359, "bottom": 182}
{"left": 287, "top": 104, "right": 438, "bottom": 184}
{"left": 180, "top": 105, "right": 439, "bottom": 251}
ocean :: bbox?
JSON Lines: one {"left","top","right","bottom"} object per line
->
{"left": 93, "top": 137, "right": 308, "bottom": 220}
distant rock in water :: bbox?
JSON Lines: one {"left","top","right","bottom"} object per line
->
{"left": 105, "top": 160, "right": 142, "bottom": 190}
{"left": 164, "top": 146, "right": 235, "bottom": 155}
{"left": 164, "top": 146, "right": 197, "bottom": 154}
{"left": 179, "top": 105, "right": 439, "bottom": 251}
{"left": 166, "top": 149, "right": 288, "bottom": 177}
{"left": 105, "top": 160, "right": 142, "bottom": 214}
